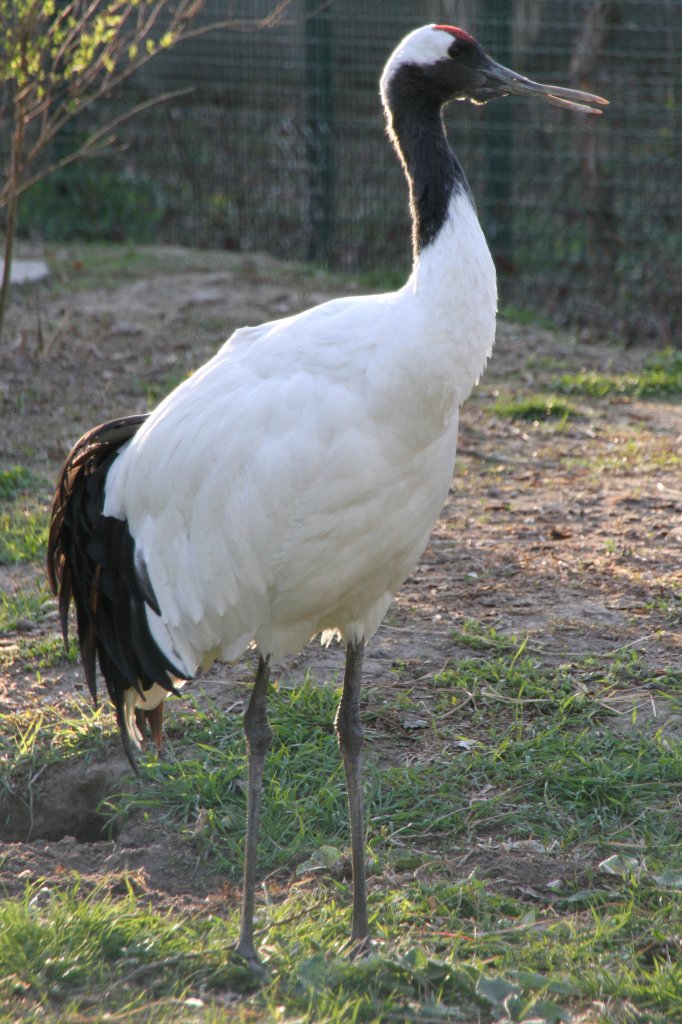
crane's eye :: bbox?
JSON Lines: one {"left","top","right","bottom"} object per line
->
{"left": 448, "top": 40, "right": 462, "bottom": 58}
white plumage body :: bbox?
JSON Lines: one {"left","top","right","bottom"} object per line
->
{"left": 104, "top": 193, "right": 496, "bottom": 673}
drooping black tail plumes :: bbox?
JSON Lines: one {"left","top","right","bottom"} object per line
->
{"left": 47, "top": 414, "right": 187, "bottom": 768}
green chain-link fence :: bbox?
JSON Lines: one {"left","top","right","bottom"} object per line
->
{"left": 22, "top": 1, "right": 681, "bottom": 342}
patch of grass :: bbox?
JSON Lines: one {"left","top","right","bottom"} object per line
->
{"left": 0, "top": 879, "right": 250, "bottom": 1021}
{"left": 555, "top": 348, "right": 682, "bottom": 399}
{"left": 0, "top": 468, "right": 50, "bottom": 565}
{"left": 109, "top": 683, "right": 349, "bottom": 872}
{"left": 49, "top": 244, "right": 174, "bottom": 292}
{"left": 42, "top": 242, "right": 337, "bottom": 300}
{"left": 0, "top": 700, "right": 114, "bottom": 787}
{"left": 0, "top": 584, "right": 55, "bottom": 633}
{"left": 524, "top": 353, "right": 567, "bottom": 373}
{"left": 1, "top": 643, "right": 680, "bottom": 1022}
{"left": 555, "top": 369, "right": 638, "bottom": 398}
{"left": 643, "top": 588, "right": 682, "bottom": 625}
{"left": 349, "top": 264, "right": 406, "bottom": 291}
{"left": 467, "top": 722, "right": 680, "bottom": 852}
{"left": 43, "top": 242, "right": 233, "bottom": 297}
{"left": 0, "top": 632, "right": 79, "bottom": 671}
{"left": 0, "top": 504, "right": 50, "bottom": 564}
{"left": 499, "top": 304, "right": 558, "bottom": 331}
{"left": 431, "top": 652, "right": 577, "bottom": 726}
{"left": 0, "top": 466, "right": 35, "bottom": 500}
{"left": 449, "top": 619, "right": 521, "bottom": 654}
{"left": 104, "top": 660, "right": 681, "bottom": 872}
{"left": 579, "top": 646, "right": 652, "bottom": 689}
{"left": 574, "top": 435, "right": 681, "bottom": 476}
{"left": 1, "top": 862, "right": 680, "bottom": 1022}
{"left": 492, "top": 393, "right": 576, "bottom": 422}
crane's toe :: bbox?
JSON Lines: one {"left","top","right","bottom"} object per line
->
{"left": 347, "top": 934, "right": 373, "bottom": 961}
{"left": 231, "top": 941, "right": 269, "bottom": 980}
{"left": 133, "top": 702, "right": 165, "bottom": 754}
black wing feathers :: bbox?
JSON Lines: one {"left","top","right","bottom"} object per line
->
{"left": 47, "top": 414, "right": 188, "bottom": 763}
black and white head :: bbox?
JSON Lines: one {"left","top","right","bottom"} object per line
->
{"left": 380, "top": 24, "right": 608, "bottom": 116}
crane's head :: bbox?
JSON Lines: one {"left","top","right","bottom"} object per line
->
{"left": 380, "top": 24, "right": 608, "bottom": 115}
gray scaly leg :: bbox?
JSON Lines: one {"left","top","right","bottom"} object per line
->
{"left": 235, "top": 654, "right": 272, "bottom": 971}
{"left": 335, "top": 638, "right": 370, "bottom": 953}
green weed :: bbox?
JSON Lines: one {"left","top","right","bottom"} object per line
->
{"left": 349, "top": 264, "right": 406, "bottom": 291}
{"left": 0, "top": 632, "right": 79, "bottom": 671}
{"left": 107, "top": 683, "right": 349, "bottom": 872}
{"left": 492, "top": 393, "right": 576, "bottom": 422}
{"left": 0, "top": 466, "right": 35, "bottom": 500}
{"left": 0, "top": 468, "right": 50, "bottom": 564}
{"left": 643, "top": 588, "right": 682, "bottom": 625}
{"left": 0, "top": 879, "right": 247, "bottom": 1019}
{"left": 0, "top": 864, "right": 679, "bottom": 1022}
{"left": 0, "top": 701, "right": 114, "bottom": 784}
{"left": 449, "top": 619, "right": 521, "bottom": 654}
{"left": 0, "top": 584, "right": 54, "bottom": 633}
{"left": 574, "top": 436, "right": 681, "bottom": 476}
{"left": 555, "top": 348, "right": 682, "bottom": 399}
{"left": 102, "top": 663, "right": 682, "bottom": 873}
{"left": 0, "top": 504, "right": 49, "bottom": 564}
{"left": 499, "top": 304, "right": 558, "bottom": 331}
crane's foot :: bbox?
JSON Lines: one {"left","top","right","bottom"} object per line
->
{"left": 231, "top": 941, "right": 269, "bottom": 981}
{"left": 345, "top": 934, "right": 373, "bottom": 961}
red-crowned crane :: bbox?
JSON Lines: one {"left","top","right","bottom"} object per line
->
{"left": 47, "top": 25, "right": 606, "bottom": 969}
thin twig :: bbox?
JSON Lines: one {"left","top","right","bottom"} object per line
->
{"left": 116, "top": 951, "right": 202, "bottom": 986}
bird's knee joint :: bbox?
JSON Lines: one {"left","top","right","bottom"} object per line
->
{"left": 336, "top": 713, "right": 364, "bottom": 758}
{"left": 244, "top": 708, "right": 273, "bottom": 756}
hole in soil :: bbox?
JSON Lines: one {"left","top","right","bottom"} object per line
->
{"left": 0, "top": 760, "right": 128, "bottom": 843}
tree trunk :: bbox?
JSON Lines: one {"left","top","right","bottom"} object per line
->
{"left": 0, "top": 107, "right": 25, "bottom": 342}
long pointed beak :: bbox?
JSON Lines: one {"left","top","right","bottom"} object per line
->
{"left": 483, "top": 58, "right": 609, "bottom": 114}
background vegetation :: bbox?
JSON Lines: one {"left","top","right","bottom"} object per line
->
{"left": 13, "top": 0, "right": 681, "bottom": 343}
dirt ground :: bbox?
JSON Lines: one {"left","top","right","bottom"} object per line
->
{"left": 0, "top": 245, "right": 680, "bottom": 910}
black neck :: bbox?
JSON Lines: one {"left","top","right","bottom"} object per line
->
{"left": 385, "top": 65, "right": 472, "bottom": 259}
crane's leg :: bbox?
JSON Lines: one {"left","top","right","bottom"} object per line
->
{"left": 137, "top": 703, "right": 164, "bottom": 754}
{"left": 335, "top": 638, "right": 370, "bottom": 954}
{"left": 235, "top": 654, "right": 272, "bottom": 971}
